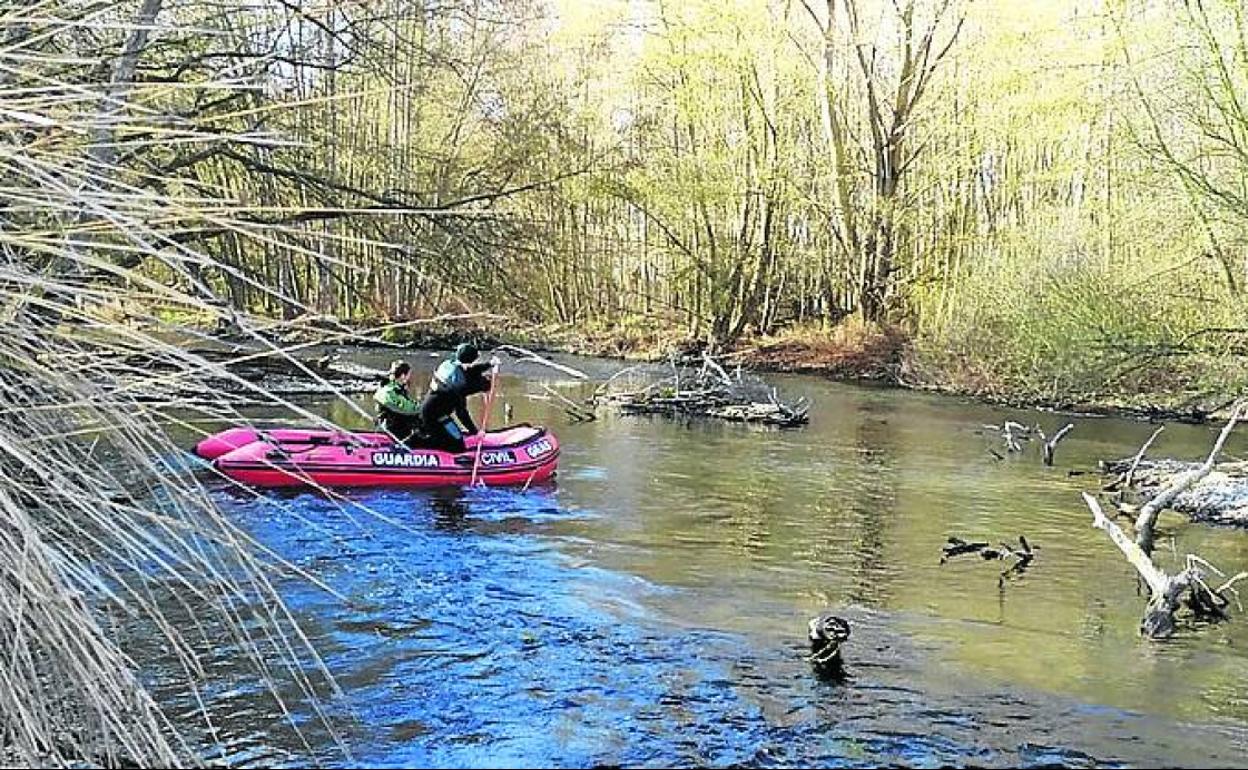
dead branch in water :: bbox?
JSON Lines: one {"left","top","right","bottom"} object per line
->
{"left": 1081, "top": 492, "right": 1237, "bottom": 637}
{"left": 1133, "top": 405, "right": 1243, "bottom": 553}
{"left": 1125, "top": 425, "right": 1166, "bottom": 487}
{"left": 699, "top": 350, "right": 735, "bottom": 387}
{"left": 940, "top": 536, "right": 990, "bottom": 561}
{"left": 980, "top": 419, "right": 1076, "bottom": 465}
{"left": 593, "top": 361, "right": 809, "bottom": 428}
{"left": 1002, "top": 421, "right": 1029, "bottom": 452}
{"left": 981, "top": 420, "right": 1036, "bottom": 453}
{"left": 538, "top": 382, "right": 596, "bottom": 422}
{"left": 494, "top": 344, "right": 589, "bottom": 381}
{"left": 1082, "top": 403, "right": 1248, "bottom": 637}
{"left": 940, "top": 536, "right": 1036, "bottom": 585}
{"left": 1040, "top": 423, "right": 1074, "bottom": 466}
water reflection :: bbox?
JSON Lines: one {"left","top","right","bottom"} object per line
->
{"left": 429, "top": 488, "right": 471, "bottom": 532}
{"left": 844, "top": 395, "right": 899, "bottom": 607}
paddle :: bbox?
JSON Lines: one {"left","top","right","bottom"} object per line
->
{"left": 470, "top": 356, "right": 501, "bottom": 486}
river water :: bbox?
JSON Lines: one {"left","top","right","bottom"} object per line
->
{"left": 165, "top": 352, "right": 1248, "bottom": 767}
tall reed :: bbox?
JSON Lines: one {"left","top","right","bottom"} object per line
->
{"left": 0, "top": 2, "right": 389, "bottom": 764}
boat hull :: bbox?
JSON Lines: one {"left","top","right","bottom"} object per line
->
{"left": 197, "top": 425, "right": 559, "bottom": 489}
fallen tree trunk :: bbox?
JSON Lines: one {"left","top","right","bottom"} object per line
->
{"left": 1133, "top": 408, "right": 1242, "bottom": 553}
{"left": 1083, "top": 403, "right": 1248, "bottom": 638}
{"left": 1083, "top": 492, "right": 1193, "bottom": 637}
{"left": 1100, "top": 411, "right": 1248, "bottom": 529}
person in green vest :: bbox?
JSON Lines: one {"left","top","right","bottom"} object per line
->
{"left": 373, "top": 359, "right": 422, "bottom": 447}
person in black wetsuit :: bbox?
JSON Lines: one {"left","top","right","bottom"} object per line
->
{"left": 419, "top": 343, "right": 496, "bottom": 453}
{"left": 373, "top": 360, "right": 423, "bottom": 447}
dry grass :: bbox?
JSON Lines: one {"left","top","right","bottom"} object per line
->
{"left": 735, "top": 318, "right": 910, "bottom": 381}
{"left": 0, "top": 3, "right": 421, "bottom": 765}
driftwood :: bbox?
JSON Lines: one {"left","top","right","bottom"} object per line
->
{"left": 1083, "top": 492, "right": 1246, "bottom": 637}
{"left": 593, "top": 354, "right": 809, "bottom": 428}
{"left": 1084, "top": 403, "right": 1248, "bottom": 637}
{"left": 1101, "top": 411, "right": 1247, "bottom": 531}
{"left": 1099, "top": 459, "right": 1248, "bottom": 527}
{"left": 1133, "top": 410, "right": 1242, "bottom": 553}
{"left": 940, "top": 536, "right": 1036, "bottom": 586}
{"left": 981, "top": 420, "right": 1074, "bottom": 465}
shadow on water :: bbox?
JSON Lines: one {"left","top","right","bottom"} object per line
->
{"left": 157, "top": 359, "right": 1248, "bottom": 768}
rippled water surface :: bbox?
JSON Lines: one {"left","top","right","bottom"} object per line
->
{"left": 164, "top": 352, "right": 1248, "bottom": 767}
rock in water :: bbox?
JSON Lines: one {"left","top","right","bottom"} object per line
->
{"left": 808, "top": 613, "right": 851, "bottom": 675}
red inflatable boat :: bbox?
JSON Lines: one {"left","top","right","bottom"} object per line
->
{"left": 194, "top": 425, "right": 559, "bottom": 489}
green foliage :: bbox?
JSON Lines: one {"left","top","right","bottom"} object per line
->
{"left": 921, "top": 248, "right": 1248, "bottom": 404}
{"left": 44, "top": 0, "right": 1248, "bottom": 409}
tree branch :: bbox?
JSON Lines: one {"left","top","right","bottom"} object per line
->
{"left": 1135, "top": 403, "right": 1243, "bottom": 552}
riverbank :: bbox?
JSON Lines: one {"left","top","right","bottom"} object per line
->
{"left": 163, "top": 308, "right": 1238, "bottom": 424}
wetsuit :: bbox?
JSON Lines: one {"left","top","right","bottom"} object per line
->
{"left": 373, "top": 380, "right": 422, "bottom": 447}
{"left": 419, "top": 359, "right": 492, "bottom": 453}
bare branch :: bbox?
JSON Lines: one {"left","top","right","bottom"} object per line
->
{"left": 1042, "top": 423, "right": 1074, "bottom": 466}
{"left": 1135, "top": 403, "right": 1243, "bottom": 552}
{"left": 1085, "top": 492, "right": 1171, "bottom": 597}
{"left": 1125, "top": 426, "right": 1166, "bottom": 487}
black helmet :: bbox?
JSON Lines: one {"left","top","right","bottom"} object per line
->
{"left": 454, "top": 343, "right": 479, "bottom": 363}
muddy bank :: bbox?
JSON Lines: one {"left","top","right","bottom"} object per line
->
{"left": 185, "top": 314, "right": 1237, "bottom": 425}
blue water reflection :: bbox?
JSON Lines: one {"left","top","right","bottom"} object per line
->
{"left": 210, "top": 481, "right": 1242, "bottom": 768}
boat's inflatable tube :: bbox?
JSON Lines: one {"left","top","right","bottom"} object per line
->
{"left": 195, "top": 425, "right": 559, "bottom": 488}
